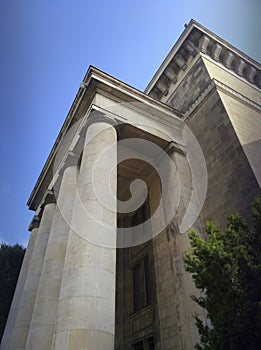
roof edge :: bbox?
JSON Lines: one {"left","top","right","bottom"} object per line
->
{"left": 27, "top": 66, "right": 183, "bottom": 210}
{"left": 145, "top": 19, "right": 261, "bottom": 97}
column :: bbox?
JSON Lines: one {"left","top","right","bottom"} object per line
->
{"left": 52, "top": 115, "right": 117, "bottom": 350}
{"left": 1, "top": 216, "right": 39, "bottom": 350}
{"left": 9, "top": 192, "right": 56, "bottom": 350}
{"left": 25, "top": 153, "right": 79, "bottom": 350}
{"left": 164, "top": 145, "right": 204, "bottom": 349}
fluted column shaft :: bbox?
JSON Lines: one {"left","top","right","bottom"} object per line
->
{"left": 25, "top": 157, "right": 78, "bottom": 350}
{"left": 1, "top": 217, "right": 39, "bottom": 350}
{"left": 9, "top": 195, "right": 56, "bottom": 350}
{"left": 52, "top": 120, "right": 117, "bottom": 350}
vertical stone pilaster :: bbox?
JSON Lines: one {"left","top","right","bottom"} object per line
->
{"left": 25, "top": 154, "right": 79, "bottom": 350}
{"left": 1, "top": 216, "right": 40, "bottom": 350}
{"left": 161, "top": 144, "right": 203, "bottom": 349}
{"left": 9, "top": 192, "right": 56, "bottom": 350}
{"left": 152, "top": 145, "right": 183, "bottom": 350}
{"left": 52, "top": 116, "right": 117, "bottom": 350}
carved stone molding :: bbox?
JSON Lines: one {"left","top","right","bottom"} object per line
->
{"left": 86, "top": 109, "right": 118, "bottom": 127}
{"left": 212, "top": 43, "right": 222, "bottom": 61}
{"left": 28, "top": 215, "right": 40, "bottom": 231}
{"left": 191, "top": 33, "right": 260, "bottom": 89}
{"left": 183, "top": 77, "right": 261, "bottom": 119}
{"left": 155, "top": 141, "right": 186, "bottom": 165}
{"left": 147, "top": 22, "right": 261, "bottom": 101}
{"left": 115, "top": 123, "right": 125, "bottom": 139}
{"left": 156, "top": 80, "right": 168, "bottom": 96}
{"left": 199, "top": 35, "right": 210, "bottom": 54}
{"left": 184, "top": 80, "right": 216, "bottom": 118}
{"left": 247, "top": 66, "right": 257, "bottom": 83}
{"left": 41, "top": 190, "right": 56, "bottom": 209}
{"left": 58, "top": 150, "right": 81, "bottom": 175}
{"left": 223, "top": 51, "right": 234, "bottom": 69}
{"left": 184, "top": 40, "right": 197, "bottom": 56}
{"left": 165, "top": 66, "right": 178, "bottom": 83}
{"left": 214, "top": 79, "right": 261, "bottom": 111}
{"left": 165, "top": 141, "right": 186, "bottom": 156}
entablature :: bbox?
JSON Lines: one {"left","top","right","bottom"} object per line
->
{"left": 27, "top": 67, "right": 184, "bottom": 211}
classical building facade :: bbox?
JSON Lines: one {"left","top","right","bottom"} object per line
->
{"left": 1, "top": 20, "right": 260, "bottom": 350}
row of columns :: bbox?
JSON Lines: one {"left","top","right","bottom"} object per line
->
{"left": 1, "top": 117, "right": 117, "bottom": 350}
{"left": 0, "top": 215, "right": 40, "bottom": 349}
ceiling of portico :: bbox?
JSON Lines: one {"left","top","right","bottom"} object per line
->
{"left": 117, "top": 124, "right": 165, "bottom": 216}
{"left": 117, "top": 123, "right": 168, "bottom": 149}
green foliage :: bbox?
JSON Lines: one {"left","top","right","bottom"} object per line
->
{"left": 0, "top": 243, "right": 25, "bottom": 341}
{"left": 184, "top": 198, "right": 261, "bottom": 350}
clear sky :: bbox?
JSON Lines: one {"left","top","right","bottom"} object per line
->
{"left": 0, "top": 0, "right": 260, "bottom": 247}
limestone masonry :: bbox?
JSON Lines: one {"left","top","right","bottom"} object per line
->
{"left": 1, "top": 20, "right": 260, "bottom": 350}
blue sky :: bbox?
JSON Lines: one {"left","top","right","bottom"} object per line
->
{"left": 0, "top": 0, "right": 260, "bottom": 247}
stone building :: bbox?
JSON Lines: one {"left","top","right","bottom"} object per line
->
{"left": 1, "top": 20, "right": 260, "bottom": 350}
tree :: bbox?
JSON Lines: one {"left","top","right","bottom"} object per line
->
{"left": 184, "top": 198, "right": 261, "bottom": 350}
{"left": 0, "top": 243, "right": 25, "bottom": 341}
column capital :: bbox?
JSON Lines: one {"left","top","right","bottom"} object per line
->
{"left": 86, "top": 110, "right": 118, "bottom": 127}
{"left": 41, "top": 190, "right": 56, "bottom": 209}
{"left": 59, "top": 150, "right": 81, "bottom": 175}
{"left": 154, "top": 141, "right": 186, "bottom": 165}
{"left": 78, "top": 110, "right": 118, "bottom": 143}
{"left": 115, "top": 123, "right": 125, "bottom": 139}
{"left": 28, "top": 215, "right": 40, "bottom": 231}
{"left": 165, "top": 141, "right": 186, "bottom": 156}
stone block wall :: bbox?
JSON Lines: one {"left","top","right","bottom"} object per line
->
{"left": 186, "top": 89, "right": 260, "bottom": 228}
{"left": 167, "top": 58, "right": 212, "bottom": 114}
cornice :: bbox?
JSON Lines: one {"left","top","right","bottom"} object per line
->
{"left": 145, "top": 19, "right": 261, "bottom": 101}
{"left": 83, "top": 66, "right": 183, "bottom": 119}
{"left": 214, "top": 79, "right": 261, "bottom": 112}
{"left": 183, "top": 78, "right": 261, "bottom": 120}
